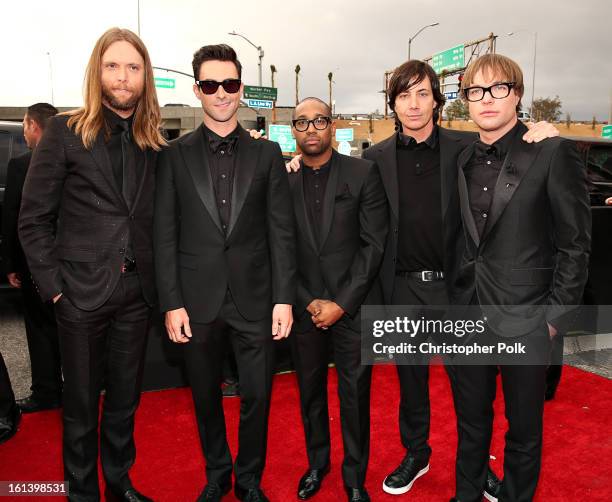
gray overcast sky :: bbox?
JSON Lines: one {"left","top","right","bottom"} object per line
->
{"left": 3, "top": 0, "right": 611, "bottom": 120}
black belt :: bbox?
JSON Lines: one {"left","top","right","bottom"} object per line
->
{"left": 121, "top": 258, "right": 137, "bottom": 273}
{"left": 395, "top": 270, "right": 444, "bottom": 282}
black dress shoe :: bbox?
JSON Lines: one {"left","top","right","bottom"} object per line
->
{"left": 382, "top": 453, "right": 430, "bottom": 494}
{"left": 234, "top": 485, "right": 269, "bottom": 502}
{"left": 483, "top": 466, "right": 502, "bottom": 502}
{"left": 104, "top": 487, "right": 154, "bottom": 502}
{"left": 345, "top": 487, "right": 370, "bottom": 502}
{"left": 0, "top": 404, "right": 21, "bottom": 445}
{"left": 197, "top": 481, "right": 231, "bottom": 501}
{"left": 16, "top": 394, "right": 61, "bottom": 413}
{"left": 297, "top": 465, "right": 330, "bottom": 499}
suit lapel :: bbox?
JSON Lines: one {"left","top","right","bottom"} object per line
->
{"left": 318, "top": 151, "right": 340, "bottom": 251}
{"left": 227, "top": 126, "right": 259, "bottom": 238}
{"left": 88, "top": 131, "right": 128, "bottom": 211}
{"left": 457, "top": 143, "right": 480, "bottom": 247}
{"left": 439, "top": 128, "right": 466, "bottom": 224}
{"left": 376, "top": 137, "right": 399, "bottom": 220}
{"left": 482, "top": 132, "right": 542, "bottom": 242}
{"left": 289, "top": 170, "right": 318, "bottom": 252}
{"left": 179, "top": 125, "right": 223, "bottom": 233}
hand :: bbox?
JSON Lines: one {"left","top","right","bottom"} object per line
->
{"left": 522, "top": 121, "right": 559, "bottom": 143}
{"left": 52, "top": 293, "right": 62, "bottom": 303}
{"left": 285, "top": 154, "right": 302, "bottom": 173}
{"left": 306, "top": 299, "right": 323, "bottom": 317}
{"left": 248, "top": 129, "right": 263, "bottom": 139}
{"left": 165, "top": 308, "right": 192, "bottom": 343}
{"left": 547, "top": 322, "right": 558, "bottom": 340}
{"left": 272, "top": 303, "right": 293, "bottom": 340}
{"left": 312, "top": 300, "right": 345, "bottom": 329}
{"left": 605, "top": 197, "right": 612, "bottom": 206}
{"left": 7, "top": 272, "right": 21, "bottom": 289}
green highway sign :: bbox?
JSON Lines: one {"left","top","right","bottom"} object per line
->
{"left": 269, "top": 124, "right": 296, "bottom": 152}
{"left": 244, "top": 85, "right": 278, "bottom": 101}
{"left": 602, "top": 125, "right": 612, "bottom": 138}
{"left": 432, "top": 45, "right": 465, "bottom": 74}
{"left": 335, "top": 128, "right": 354, "bottom": 142}
{"left": 154, "top": 77, "right": 175, "bottom": 89}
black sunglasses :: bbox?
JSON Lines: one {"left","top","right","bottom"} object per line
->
{"left": 196, "top": 78, "right": 242, "bottom": 95}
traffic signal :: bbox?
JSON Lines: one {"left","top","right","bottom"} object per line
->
{"left": 256, "top": 116, "right": 266, "bottom": 135}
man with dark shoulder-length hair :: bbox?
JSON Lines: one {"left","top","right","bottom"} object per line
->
{"left": 154, "top": 44, "right": 296, "bottom": 502}
{"left": 19, "top": 27, "right": 166, "bottom": 502}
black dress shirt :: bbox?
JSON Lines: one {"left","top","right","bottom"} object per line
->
{"left": 103, "top": 106, "right": 144, "bottom": 262}
{"left": 463, "top": 120, "right": 521, "bottom": 237}
{"left": 201, "top": 124, "right": 239, "bottom": 234}
{"left": 395, "top": 126, "right": 444, "bottom": 272}
{"left": 302, "top": 158, "right": 332, "bottom": 247}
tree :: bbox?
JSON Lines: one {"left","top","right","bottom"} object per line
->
{"left": 530, "top": 96, "right": 562, "bottom": 122}
{"left": 295, "top": 65, "right": 301, "bottom": 105}
{"left": 445, "top": 99, "right": 469, "bottom": 120}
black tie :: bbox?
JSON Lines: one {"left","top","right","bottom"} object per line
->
{"left": 118, "top": 121, "right": 133, "bottom": 206}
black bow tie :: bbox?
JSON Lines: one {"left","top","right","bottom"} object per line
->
{"left": 209, "top": 135, "right": 238, "bottom": 155}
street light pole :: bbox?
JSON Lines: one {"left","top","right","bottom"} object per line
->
{"left": 507, "top": 30, "right": 538, "bottom": 115}
{"left": 408, "top": 22, "right": 440, "bottom": 60}
{"left": 228, "top": 31, "right": 264, "bottom": 86}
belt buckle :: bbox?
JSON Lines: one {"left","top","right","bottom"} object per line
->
{"left": 421, "top": 270, "right": 434, "bottom": 282}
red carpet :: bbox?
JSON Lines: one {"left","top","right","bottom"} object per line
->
{"left": 1, "top": 364, "right": 610, "bottom": 501}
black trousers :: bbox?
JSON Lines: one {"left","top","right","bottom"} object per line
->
{"left": 21, "top": 274, "right": 62, "bottom": 400}
{"left": 54, "top": 273, "right": 150, "bottom": 502}
{"left": 0, "top": 352, "right": 16, "bottom": 417}
{"left": 450, "top": 334, "right": 550, "bottom": 502}
{"left": 183, "top": 291, "right": 273, "bottom": 490}
{"left": 291, "top": 319, "right": 372, "bottom": 488}
{"left": 391, "top": 275, "right": 448, "bottom": 461}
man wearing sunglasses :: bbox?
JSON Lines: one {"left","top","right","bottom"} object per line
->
{"left": 154, "top": 44, "right": 296, "bottom": 502}
{"left": 287, "top": 98, "right": 387, "bottom": 502}
{"left": 448, "top": 54, "right": 590, "bottom": 502}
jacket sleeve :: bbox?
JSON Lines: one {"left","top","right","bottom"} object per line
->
{"left": 18, "top": 118, "right": 66, "bottom": 301}
{"left": 267, "top": 142, "right": 297, "bottom": 305}
{"left": 335, "top": 163, "right": 389, "bottom": 316}
{"left": 545, "top": 139, "right": 591, "bottom": 328}
{"left": 153, "top": 146, "right": 184, "bottom": 312}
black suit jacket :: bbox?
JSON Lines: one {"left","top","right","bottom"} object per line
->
{"left": 154, "top": 124, "right": 296, "bottom": 323}
{"left": 18, "top": 115, "right": 158, "bottom": 310}
{"left": 362, "top": 127, "right": 476, "bottom": 303}
{"left": 452, "top": 122, "right": 591, "bottom": 336}
{"left": 289, "top": 150, "right": 388, "bottom": 331}
{"left": 2, "top": 151, "right": 31, "bottom": 275}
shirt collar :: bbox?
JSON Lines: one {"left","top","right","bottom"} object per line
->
{"left": 475, "top": 119, "right": 521, "bottom": 160}
{"left": 397, "top": 125, "right": 438, "bottom": 150}
{"left": 103, "top": 105, "right": 133, "bottom": 133}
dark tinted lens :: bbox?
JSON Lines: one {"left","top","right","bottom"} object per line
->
{"left": 222, "top": 79, "right": 241, "bottom": 94}
{"left": 198, "top": 80, "right": 221, "bottom": 94}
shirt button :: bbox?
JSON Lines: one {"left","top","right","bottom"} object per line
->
{"left": 221, "top": 199, "right": 226, "bottom": 204}
{"left": 483, "top": 186, "right": 488, "bottom": 191}
{"left": 221, "top": 174, "right": 226, "bottom": 179}
{"left": 315, "top": 199, "right": 320, "bottom": 204}
{"left": 486, "top": 160, "right": 492, "bottom": 165}
{"left": 482, "top": 212, "right": 488, "bottom": 218}
{"left": 416, "top": 163, "right": 421, "bottom": 168}
{"left": 314, "top": 184, "right": 319, "bottom": 188}
{"left": 220, "top": 150, "right": 225, "bottom": 155}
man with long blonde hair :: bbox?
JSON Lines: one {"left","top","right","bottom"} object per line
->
{"left": 19, "top": 27, "right": 165, "bottom": 502}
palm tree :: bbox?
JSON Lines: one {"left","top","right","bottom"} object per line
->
{"left": 295, "top": 65, "right": 301, "bottom": 105}
{"left": 328, "top": 72, "right": 333, "bottom": 112}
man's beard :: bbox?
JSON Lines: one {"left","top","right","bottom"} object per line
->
{"left": 102, "top": 84, "right": 143, "bottom": 112}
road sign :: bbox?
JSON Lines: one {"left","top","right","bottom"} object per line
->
{"left": 444, "top": 91, "right": 459, "bottom": 100}
{"left": 244, "top": 85, "right": 278, "bottom": 101}
{"left": 432, "top": 45, "right": 465, "bottom": 74}
{"left": 269, "top": 124, "right": 296, "bottom": 152}
{"left": 338, "top": 141, "right": 352, "bottom": 156}
{"left": 335, "top": 128, "right": 354, "bottom": 142}
{"left": 602, "top": 125, "right": 612, "bottom": 138}
{"left": 246, "top": 99, "right": 273, "bottom": 109}
{"left": 154, "top": 77, "right": 175, "bottom": 89}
